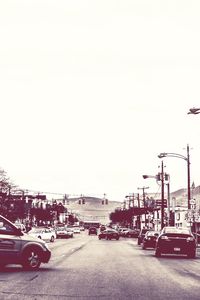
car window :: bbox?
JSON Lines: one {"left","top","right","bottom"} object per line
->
{"left": 164, "top": 227, "right": 190, "bottom": 234}
{"left": 0, "top": 218, "right": 15, "bottom": 234}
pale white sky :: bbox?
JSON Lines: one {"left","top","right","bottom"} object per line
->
{"left": 0, "top": 1, "right": 200, "bottom": 201}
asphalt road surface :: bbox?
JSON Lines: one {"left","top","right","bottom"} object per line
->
{"left": 0, "top": 231, "right": 199, "bottom": 300}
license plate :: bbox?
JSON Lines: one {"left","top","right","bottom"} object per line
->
{"left": 174, "top": 247, "right": 180, "bottom": 251}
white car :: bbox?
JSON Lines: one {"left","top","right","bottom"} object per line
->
{"left": 28, "top": 227, "right": 56, "bottom": 242}
{"left": 72, "top": 227, "right": 81, "bottom": 234}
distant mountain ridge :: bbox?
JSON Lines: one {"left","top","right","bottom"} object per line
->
{"left": 62, "top": 186, "right": 200, "bottom": 223}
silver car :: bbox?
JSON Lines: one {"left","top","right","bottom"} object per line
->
{"left": 0, "top": 215, "right": 51, "bottom": 270}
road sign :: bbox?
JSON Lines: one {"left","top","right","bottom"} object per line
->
{"left": 155, "top": 199, "right": 167, "bottom": 208}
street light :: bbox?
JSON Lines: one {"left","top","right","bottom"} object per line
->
{"left": 158, "top": 144, "right": 191, "bottom": 210}
{"left": 187, "top": 107, "right": 200, "bottom": 114}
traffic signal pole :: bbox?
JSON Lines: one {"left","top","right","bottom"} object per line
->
{"left": 138, "top": 186, "right": 149, "bottom": 228}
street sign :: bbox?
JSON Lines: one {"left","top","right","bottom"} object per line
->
{"left": 155, "top": 199, "right": 167, "bottom": 208}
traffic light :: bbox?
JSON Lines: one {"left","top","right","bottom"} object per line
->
{"left": 156, "top": 173, "right": 161, "bottom": 181}
{"left": 165, "top": 174, "right": 169, "bottom": 181}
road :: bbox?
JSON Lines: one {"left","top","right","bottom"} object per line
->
{"left": 0, "top": 231, "right": 199, "bottom": 300}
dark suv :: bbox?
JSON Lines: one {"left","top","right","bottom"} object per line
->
{"left": 0, "top": 215, "right": 51, "bottom": 270}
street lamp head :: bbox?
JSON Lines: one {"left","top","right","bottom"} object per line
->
{"left": 143, "top": 175, "right": 148, "bottom": 179}
{"left": 158, "top": 153, "right": 166, "bottom": 159}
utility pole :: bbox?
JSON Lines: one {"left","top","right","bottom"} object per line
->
{"left": 166, "top": 182, "right": 170, "bottom": 226}
{"left": 187, "top": 144, "right": 191, "bottom": 210}
{"left": 161, "top": 161, "right": 165, "bottom": 229}
{"left": 137, "top": 193, "right": 141, "bottom": 229}
{"left": 137, "top": 186, "right": 149, "bottom": 228}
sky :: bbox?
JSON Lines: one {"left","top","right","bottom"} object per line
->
{"left": 0, "top": 0, "right": 200, "bottom": 202}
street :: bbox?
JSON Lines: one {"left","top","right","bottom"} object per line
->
{"left": 0, "top": 231, "right": 199, "bottom": 300}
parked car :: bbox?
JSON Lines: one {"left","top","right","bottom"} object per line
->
{"left": 72, "top": 227, "right": 81, "bottom": 234}
{"left": 155, "top": 226, "right": 196, "bottom": 258}
{"left": 88, "top": 227, "right": 98, "bottom": 235}
{"left": 137, "top": 228, "right": 153, "bottom": 245}
{"left": 28, "top": 227, "right": 56, "bottom": 242}
{"left": 98, "top": 229, "right": 119, "bottom": 240}
{"left": 142, "top": 231, "right": 159, "bottom": 249}
{"left": 0, "top": 214, "right": 51, "bottom": 270}
{"left": 120, "top": 228, "right": 140, "bottom": 238}
{"left": 127, "top": 228, "right": 140, "bottom": 238}
{"left": 56, "top": 227, "right": 73, "bottom": 239}
{"left": 65, "top": 227, "right": 74, "bottom": 238}
{"left": 118, "top": 228, "right": 129, "bottom": 237}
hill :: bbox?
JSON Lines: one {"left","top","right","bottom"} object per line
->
{"left": 58, "top": 186, "right": 200, "bottom": 224}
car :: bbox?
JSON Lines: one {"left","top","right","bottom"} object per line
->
{"left": 142, "top": 231, "right": 159, "bottom": 249}
{"left": 98, "top": 229, "right": 119, "bottom": 240}
{"left": 28, "top": 227, "right": 56, "bottom": 242}
{"left": 0, "top": 214, "right": 51, "bottom": 270}
{"left": 127, "top": 228, "right": 140, "bottom": 238}
{"left": 88, "top": 227, "right": 98, "bottom": 235}
{"left": 56, "top": 226, "right": 73, "bottom": 239}
{"left": 118, "top": 228, "right": 129, "bottom": 237}
{"left": 65, "top": 227, "right": 74, "bottom": 238}
{"left": 72, "top": 227, "right": 81, "bottom": 234}
{"left": 119, "top": 228, "right": 140, "bottom": 238}
{"left": 155, "top": 226, "right": 196, "bottom": 258}
{"left": 137, "top": 228, "right": 153, "bottom": 245}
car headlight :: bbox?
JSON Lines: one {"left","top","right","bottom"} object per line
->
{"left": 161, "top": 236, "right": 168, "bottom": 240}
{"left": 187, "top": 237, "right": 195, "bottom": 242}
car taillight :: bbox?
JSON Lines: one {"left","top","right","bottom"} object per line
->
{"left": 187, "top": 237, "right": 195, "bottom": 242}
{"left": 161, "top": 236, "right": 168, "bottom": 240}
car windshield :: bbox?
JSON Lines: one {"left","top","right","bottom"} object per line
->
{"left": 147, "top": 231, "right": 159, "bottom": 236}
{"left": 142, "top": 229, "right": 151, "bottom": 234}
{"left": 57, "top": 227, "right": 65, "bottom": 231}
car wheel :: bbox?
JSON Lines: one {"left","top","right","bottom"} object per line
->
{"left": 99, "top": 237, "right": 101, "bottom": 240}
{"left": 116, "top": 237, "right": 119, "bottom": 240}
{"left": 50, "top": 236, "right": 55, "bottom": 242}
{"left": 142, "top": 244, "right": 146, "bottom": 250}
{"left": 155, "top": 249, "right": 161, "bottom": 257}
{"left": 22, "top": 247, "right": 42, "bottom": 270}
